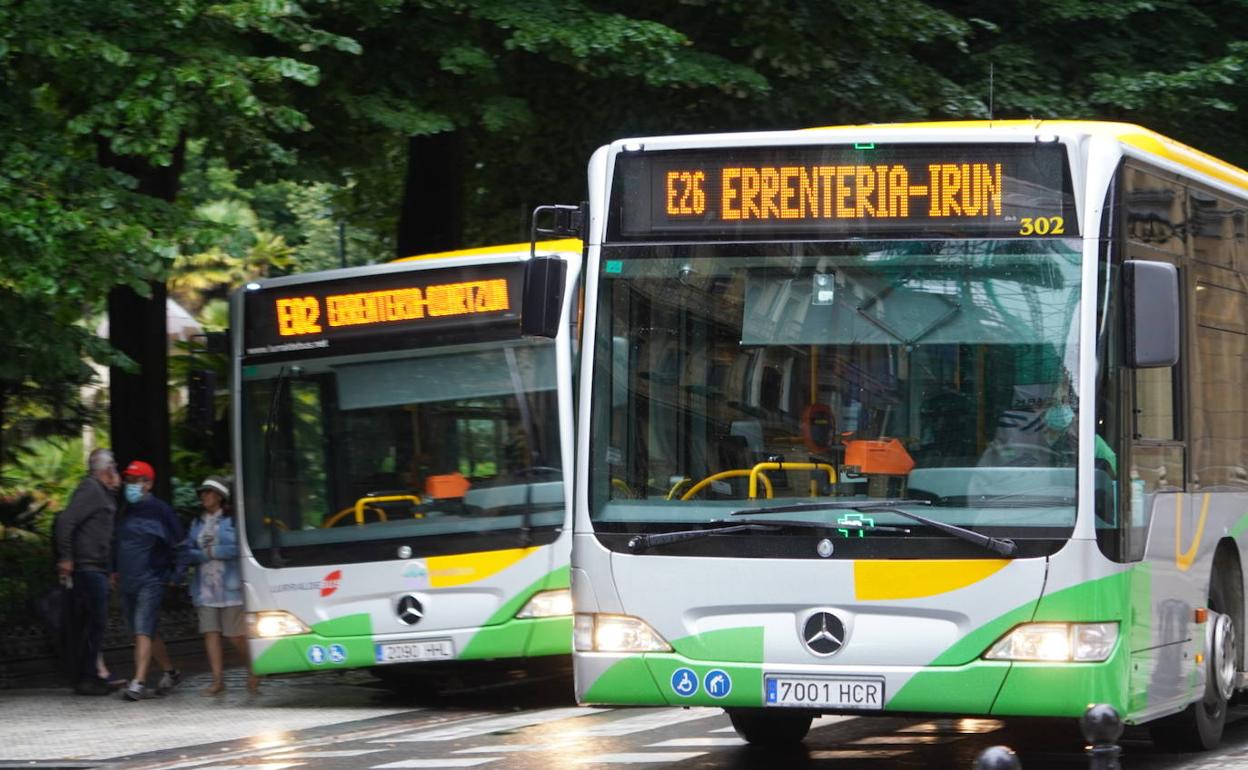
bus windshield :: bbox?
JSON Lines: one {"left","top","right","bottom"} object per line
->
{"left": 240, "top": 341, "right": 563, "bottom": 557}
{"left": 589, "top": 239, "right": 1084, "bottom": 548}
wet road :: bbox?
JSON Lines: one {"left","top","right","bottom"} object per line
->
{"left": 8, "top": 666, "right": 1248, "bottom": 769}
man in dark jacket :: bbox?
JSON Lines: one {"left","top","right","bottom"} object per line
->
{"left": 54, "top": 447, "right": 121, "bottom": 695}
{"left": 116, "top": 460, "right": 188, "bottom": 701}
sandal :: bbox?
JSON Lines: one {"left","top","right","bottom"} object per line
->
{"left": 202, "top": 682, "right": 225, "bottom": 696}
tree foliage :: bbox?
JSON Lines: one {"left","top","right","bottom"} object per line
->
{"left": 4, "top": 0, "right": 1248, "bottom": 487}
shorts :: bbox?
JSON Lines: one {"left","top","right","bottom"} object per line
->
{"left": 121, "top": 581, "right": 166, "bottom": 637}
{"left": 198, "top": 604, "right": 246, "bottom": 637}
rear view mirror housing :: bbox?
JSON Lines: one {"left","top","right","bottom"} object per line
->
{"left": 521, "top": 255, "right": 567, "bottom": 339}
{"left": 1124, "top": 260, "right": 1179, "bottom": 368}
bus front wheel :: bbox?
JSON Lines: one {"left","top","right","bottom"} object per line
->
{"left": 727, "top": 709, "right": 813, "bottom": 747}
{"left": 1149, "top": 562, "right": 1238, "bottom": 751}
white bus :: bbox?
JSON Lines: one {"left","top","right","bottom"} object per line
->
{"left": 562, "top": 121, "right": 1248, "bottom": 749}
{"left": 231, "top": 241, "right": 581, "bottom": 680}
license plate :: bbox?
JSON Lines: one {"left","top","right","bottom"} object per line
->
{"left": 764, "top": 675, "right": 885, "bottom": 710}
{"left": 374, "top": 639, "right": 454, "bottom": 664}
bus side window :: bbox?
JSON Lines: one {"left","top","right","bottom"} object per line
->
{"left": 1120, "top": 165, "right": 1187, "bottom": 561}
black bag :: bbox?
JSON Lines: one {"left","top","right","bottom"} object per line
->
{"left": 36, "top": 581, "right": 85, "bottom": 684}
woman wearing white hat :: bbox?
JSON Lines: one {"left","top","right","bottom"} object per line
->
{"left": 187, "top": 476, "right": 258, "bottom": 695}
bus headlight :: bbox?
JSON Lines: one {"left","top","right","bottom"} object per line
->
{"left": 516, "top": 589, "right": 574, "bottom": 618}
{"left": 249, "top": 611, "right": 311, "bottom": 638}
{"left": 574, "top": 613, "right": 672, "bottom": 652}
{"left": 984, "top": 622, "right": 1119, "bottom": 662}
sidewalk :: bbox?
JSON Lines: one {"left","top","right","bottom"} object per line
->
{"left": 2, "top": 667, "right": 416, "bottom": 763}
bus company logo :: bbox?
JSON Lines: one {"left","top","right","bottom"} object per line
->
{"left": 402, "top": 561, "right": 430, "bottom": 590}
{"left": 802, "top": 611, "right": 846, "bottom": 656}
{"left": 320, "top": 570, "right": 342, "bottom": 597}
{"left": 272, "top": 569, "right": 342, "bottom": 596}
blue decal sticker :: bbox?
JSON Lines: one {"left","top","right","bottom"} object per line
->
{"left": 704, "top": 669, "right": 732, "bottom": 699}
{"left": 605, "top": 261, "right": 623, "bottom": 274}
{"left": 307, "top": 645, "right": 327, "bottom": 666}
{"left": 670, "top": 667, "right": 699, "bottom": 698}
{"left": 328, "top": 643, "right": 347, "bottom": 664}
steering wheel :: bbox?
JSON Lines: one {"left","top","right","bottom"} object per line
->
{"left": 980, "top": 442, "right": 1067, "bottom": 467}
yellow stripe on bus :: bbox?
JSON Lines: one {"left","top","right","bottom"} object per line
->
{"left": 426, "top": 546, "right": 541, "bottom": 588}
{"left": 854, "top": 559, "right": 1009, "bottom": 601}
{"left": 801, "top": 120, "right": 1248, "bottom": 195}
{"left": 395, "top": 239, "right": 582, "bottom": 263}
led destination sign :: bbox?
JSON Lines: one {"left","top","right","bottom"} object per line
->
{"left": 611, "top": 143, "right": 1077, "bottom": 240}
{"left": 243, "top": 264, "right": 523, "bottom": 359}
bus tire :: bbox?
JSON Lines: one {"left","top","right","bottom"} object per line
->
{"left": 727, "top": 709, "right": 813, "bottom": 747}
{"left": 1149, "top": 560, "right": 1238, "bottom": 751}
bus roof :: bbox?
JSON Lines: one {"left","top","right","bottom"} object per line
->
{"left": 394, "top": 239, "right": 581, "bottom": 263}
{"left": 806, "top": 120, "right": 1248, "bottom": 196}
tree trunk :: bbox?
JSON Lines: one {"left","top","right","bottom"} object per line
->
{"left": 108, "top": 284, "right": 172, "bottom": 501}
{"left": 100, "top": 137, "right": 185, "bottom": 503}
{"left": 396, "top": 132, "right": 465, "bottom": 258}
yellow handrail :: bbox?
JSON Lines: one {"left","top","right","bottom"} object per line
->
{"left": 354, "top": 494, "right": 421, "bottom": 524}
{"left": 748, "top": 462, "right": 837, "bottom": 498}
{"left": 666, "top": 478, "right": 693, "bottom": 500}
{"left": 681, "top": 470, "right": 774, "bottom": 501}
{"left": 322, "top": 506, "right": 385, "bottom": 528}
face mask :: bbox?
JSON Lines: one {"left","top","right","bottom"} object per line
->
{"left": 124, "top": 484, "right": 144, "bottom": 504}
{"left": 1045, "top": 404, "right": 1074, "bottom": 431}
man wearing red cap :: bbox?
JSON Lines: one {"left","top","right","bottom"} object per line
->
{"left": 116, "top": 460, "right": 187, "bottom": 701}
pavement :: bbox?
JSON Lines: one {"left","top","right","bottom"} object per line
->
{"left": 2, "top": 667, "right": 416, "bottom": 762}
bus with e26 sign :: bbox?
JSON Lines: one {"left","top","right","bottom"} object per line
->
{"left": 558, "top": 122, "right": 1248, "bottom": 749}
{"left": 231, "top": 241, "right": 581, "bottom": 680}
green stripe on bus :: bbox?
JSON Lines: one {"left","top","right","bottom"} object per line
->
{"left": 457, "top": 566, "right": 572, "bottom": 660}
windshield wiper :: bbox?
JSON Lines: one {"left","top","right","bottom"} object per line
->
{"left": 729, "top": 499, "right": 1017, "bottom": 556}
{"left": 626, "top": 517, "right": 910, "bottom": 553}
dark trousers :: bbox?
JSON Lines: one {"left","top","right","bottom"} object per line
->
{"left": 74, "top": 570, "right": 110, "bottom": 683}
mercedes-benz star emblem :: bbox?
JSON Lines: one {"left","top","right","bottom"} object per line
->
{"left": 802, "top": 611, "right": 845, "bottom": 656}
{"left": 396, "top": 594, "right": 424, "bottom": 625}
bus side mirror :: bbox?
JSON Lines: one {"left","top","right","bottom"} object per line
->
{"left": 1124, "top": 260, "right": 1179, "bottom": 368}
{"left": 521, "top": 255, "right": 567, "bottom": 339}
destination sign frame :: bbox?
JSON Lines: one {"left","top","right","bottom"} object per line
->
{"left": 608, "top": 142, "right": 1078, "bottom": 241}
{"left": 242, "top": 263, "right": 524, "bottom": 361}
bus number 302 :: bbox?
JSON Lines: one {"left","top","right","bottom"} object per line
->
{"left": 1018, "top": 216, "right": 1065, "bottom": 235}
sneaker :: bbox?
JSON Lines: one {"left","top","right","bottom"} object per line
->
{"left": 74, "top": 678, "right": 112, "bottom": 696}
{"left": 156, "top": 669, "right": 183, "bottom": 694}
{"left": 123, "top": 681, "right": 147, "bottom": 701}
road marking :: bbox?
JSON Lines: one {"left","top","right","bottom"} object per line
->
{"left": 561, "top": 708, "right": 719, "bottom": 737}
{"left": 177, "top": 765, "right": 301, "bottom": 770}
{"left": 378, "top": 708, "right": 594, "bottom": 743}
{"left": 808, "top": 749, "right": 910, "bottom": 759}
{"left": 266, "top": 749, "right": 388, "bottom": 758}
{"left": 810, "top": 715, "right": 856, "bottom": 730}
{"left": 646, "top": 737, "right": 745, "bottom": 747}
{"left": 124, "top": 712, "right": 488, "bottom": 770}
{"left": 574, "top": 753, "right": 706, "bottom": 764}
{"left": 851, "top": 734, "right": 955, "bottom": 745}
{"left": 452, "top": 745, "right": 568, "bottom": 754}
{"left": 372, "top": 760, "right": 499, "bottom": 769}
